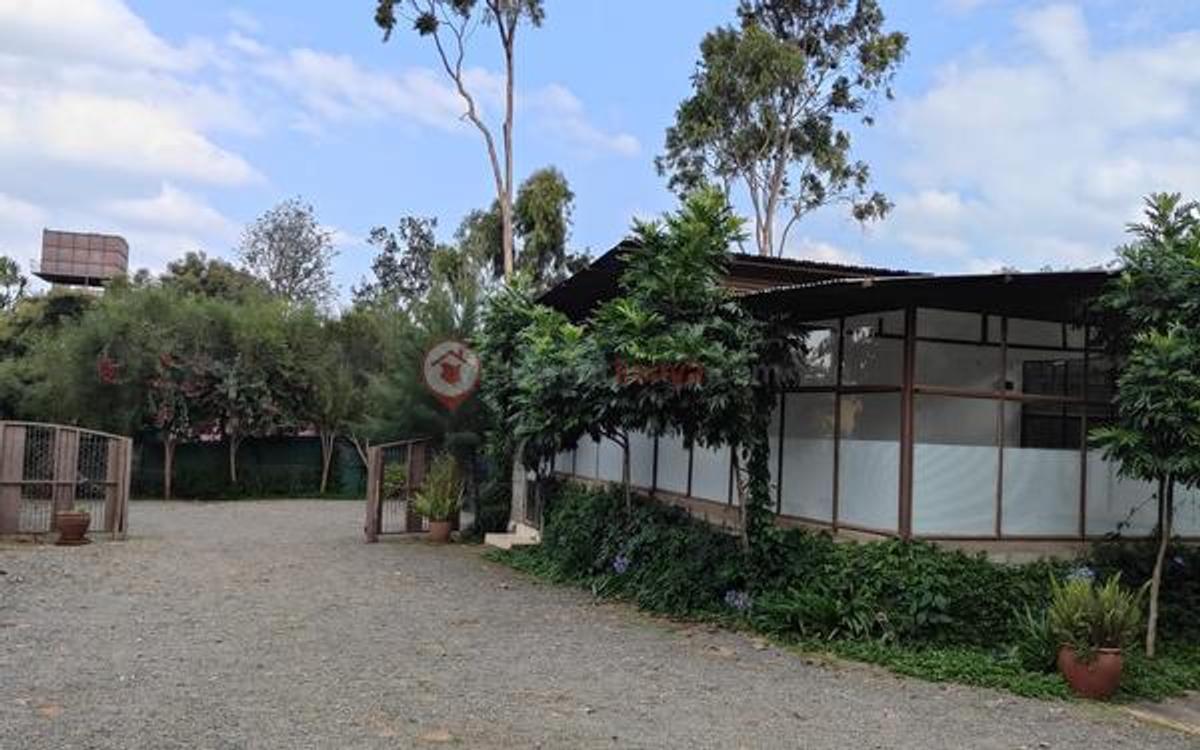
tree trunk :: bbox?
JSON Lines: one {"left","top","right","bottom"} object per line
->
{"left": 228, "top": 434, "right": 240, "bottom": 485}
{"left": 163, "top": 437, "right": 176, "bottom": 502}
{"left": 1146, "top": 475, "right": 1174, "bottom": 658}
{"left": 621, "top": 432, "right": 631, "bottom": 514}
{"left": 731, "top": 446, "right": 749, "bottom": 547}
{"left": 500, "top": 26, "right": 516, "bottom": 278}
{"left": 319, "top": 429, "right": 335, "bottom": 495}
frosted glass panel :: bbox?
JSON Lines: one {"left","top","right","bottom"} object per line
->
{"left": 598, "top": 437, "right": 624, "bottom": 482}
{"left": 1003, "top": 448, "right": 1080, "bottom": 536}
{"left": 628, "top": 431, "right": 656, "bottom": 490}
{"left": 656, "top": 432, "right": 690, "bottom": 495}
{"left": 1086, "top": 455, "right": 1157, "bottom": 536}
{"left": 842, "top": 311, "right": 904, "bottom": 386}
{"left": 916, "top": 341, "right": 1000, "bottom": 390}
{"left": 1175, "top": 486, "right": 1200, "bottom": 537}
{"left": 838, "top": 394, "right": 899, "bottom": 531}
{"left": 691, "top": 444, "right": 731, "bottom": 504}
{"left": 913, "top": 396, "right": 998, "bottom": 536}
{"left": 780, "top": 393, "right": 834, "bottom": 522}
{"left": 767, "top": 398, "right": 781, "bottom": 503}
{"left": 575, "top": 437, "right": 599, "bottom": 479}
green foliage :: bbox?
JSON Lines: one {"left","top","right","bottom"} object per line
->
{"left": 0, "top": 255, "right": 28, "bottom": 312}
{"left": 490, "top": 481, "right": 1200, "bottom": 702}
{"left": 1011, "top": 605, "right": 1057, "bottom": 673}
{"left": 237, "top": 197, "right": 336, "bottom": 307}
{"left": 1048, "top": 575, "right": 1145, "bottom": 659}
{"left": 382, "top": 464, "right": 408, "bottom": 500}
{"left": 411, "top": 453, "right": 464, "bottom": 521}
{"left": 160, "top": 251, "right": 267, "bottom": 302}
{"left": 1092, "top": 192, "right": 1200, "bottom": 657}
{"left": 1089, "top": 540, "right": 1200, "bottom": 642}
{"left": 658, "top": 0, "right": 907, "bottom": 255}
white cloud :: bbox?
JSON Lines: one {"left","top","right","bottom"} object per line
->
{"left": 529, "top": 84, "right": 640, "bottom": 158}
{"left": 0, "top": 0, "right": 199, "bottom": 70}
{"left": 786, "top": 238, "right": 864, "bottom": 267}
{"left": 884, "top": 3, "right": 1200, "bottom": 271}
{"left": 0, "top": 91, "right": 258, "bottom": 185}
{"left": 104, "top": 184, "right": 236, "bottom": 236}
{"left": 226, "top": 8, "right": 262, "bottom": 34}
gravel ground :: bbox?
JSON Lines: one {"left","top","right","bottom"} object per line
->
{"left": 0, "top": 501, "right": 1192, "bottom": 750}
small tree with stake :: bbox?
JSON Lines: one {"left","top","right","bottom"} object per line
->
{"left": 1093, "top": 193, "right": 1200, "bottom": 658}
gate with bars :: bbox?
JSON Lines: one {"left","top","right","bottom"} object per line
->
{"left": 0, "top": 422, "right": 133, "bottom": 537}
{"left": 363, "top": 438, "right": 432, "bottom": 542}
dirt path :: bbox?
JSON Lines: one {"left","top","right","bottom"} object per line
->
{"left": 0, "top": 501, "right": 1190, "bottom": 749}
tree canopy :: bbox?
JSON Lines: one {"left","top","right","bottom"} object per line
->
{"left": 657, "top": 0, "right": 907, "bottom": 257}
{"left": 237, "top": 197, "right": 337, "bottom": 306}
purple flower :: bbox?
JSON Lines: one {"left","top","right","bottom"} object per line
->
{"left": 1066, "top": 566, "right": 1096, "bottom": 583}
{"left": 612, "top": 554, "right": 630, "bottom": 575}
{"left": 724, "top": 589, "right": 752, "bottom": 612}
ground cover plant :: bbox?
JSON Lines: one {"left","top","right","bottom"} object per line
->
{"left": 488, "top": 480, "right": 1200, "bottom": 702}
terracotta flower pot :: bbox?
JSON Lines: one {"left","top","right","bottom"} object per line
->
{"left": 1057, "top": 645, "right": 1123, "bottom": 700}
{"left": 54, "top": 510, "right": 92, "bottom": 546}
{"left": 427, "top": 520, "right": 452, "bottom": 543}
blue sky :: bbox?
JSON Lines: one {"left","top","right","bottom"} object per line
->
{"left": 3, "top": 1, "right": 1200, "bottom": 301}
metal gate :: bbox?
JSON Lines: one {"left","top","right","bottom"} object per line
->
{"left": 364, "top": 438, "right": 431, "bottom": 542}
{"left": 0, "top": 422, "right": 132, "bottom": 537}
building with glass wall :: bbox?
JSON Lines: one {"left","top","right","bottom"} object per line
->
{"left": 543, "top": 247, "right": 1197, "bottom": 549}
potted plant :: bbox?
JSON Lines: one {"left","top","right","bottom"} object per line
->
{"left": 54, "top": 505, "right": 92, "bottom": 546}
{"left": 1048, "top": 573, "right": 1144, "bottom": 699}
{"left": 411, "top": 453, "right": 463, "bottom": 543}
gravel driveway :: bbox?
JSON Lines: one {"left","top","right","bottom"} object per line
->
{"left": 0, "top": 501, "right": 1191, "bottom": 749}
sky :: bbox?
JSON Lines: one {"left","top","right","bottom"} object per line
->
{"left": 3, "top": 0, "right": 1200, "bottom": 302}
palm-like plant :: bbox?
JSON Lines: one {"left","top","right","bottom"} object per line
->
{"left": 411, "top": 453, "right": 463, "bottom": 522}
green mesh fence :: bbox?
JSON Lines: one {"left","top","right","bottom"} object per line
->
{"left": 131, "top": 435, "right": 366, "bottom": 500}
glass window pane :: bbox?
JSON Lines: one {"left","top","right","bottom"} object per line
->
{"left": 789, "top": 319, "right": 839, "bottom": 386}
{"left": 913, "top": 395, "right": 998, "bottom": 536}
{"left": 1006, "top": 348, "right": 1084, "bottom": 399}
{"left": 629, "top": 431, "right": 655, "bottom": 490}
{"left": 655, "top": 432, "right": 689, "bottom": 495}
{"left": 916, "top": 340, "right": 1001, "bottom": 390}
{"left": 692, "top": 443, "right": 731, "bottom": 504}
{"left": 780, "top": 393, "right": 834, "bottom": 522}
{"left": 1003, "top": 402, "right": 1080, "bottom": 536}
{"left": 575, "top": 436, "right": 599, "bottom": 479}
{"left": 838, "top": 393, "right": 899, "bottom": 531}
{"left": 1085, "top": 452, "right": 1157, "bottom": 536}
{"left": 1008, "top": 318, "right": 1064, "bottom": 348}
{"left": 918, "top": 308, "right": 981, "bottom": 341}
{"left": 842, "top": 310, "right": 904, "bottom": 387}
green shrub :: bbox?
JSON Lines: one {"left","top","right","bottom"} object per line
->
{"left": 1089, "top": 540, "right": 1200, "bottom": 642}
{"left": 381, "top": 464, "right": 408, "bottom": 500}
{"left": 1048, "top": 574, "right": 1144, "bottom": 660}
{"left": 1011, "top": 605, "right": 1057, "bottom": 673}
{"left": 489, "top": 480, "right": 1200, "bottom": 702}
{"left": 411, "top": 453, "right": 463, "bottom": 522}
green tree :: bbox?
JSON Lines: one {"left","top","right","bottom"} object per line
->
{"left": 237, "top": 197, "right": 337, "bottom": 306}
{"left": 161, "top": 251, "right": 268, "bottom": 302}
{"left": 458, "top": 167, "right": 587, "bottom": 290}
{"left": 375, "top": 0, "right": 546, "bottom": 279}
{"left": 657, "top": 0, "right": 907, "bottom": 256}
{"left": 0, "top": 256, "right": 28, "bottom": 312}
{"left": 355, "top": 216, "right": 439, "bottom": 308}
{"left": 1092, "top": 193, "right": 1200, "bottom": 658}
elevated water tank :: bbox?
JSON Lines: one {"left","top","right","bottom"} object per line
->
{"left": 33, "top": 229, "right": 129, "bottom": 287}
